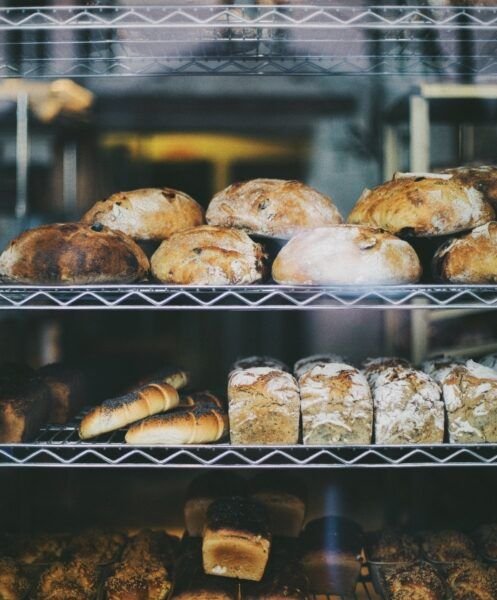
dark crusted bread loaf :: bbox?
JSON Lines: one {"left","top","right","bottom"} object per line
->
{"left": 384, "top": 562, "right": 445, "bottom": 600}
{"left": 0, "top": 222, "right": 149, "bottom": 284}
{"left": 206, "top": 178, "right": 342, "bottom": 239}
{"left": 203, "top": 496, "right": 271, "bottom": 581}
{"left": 82, "top": 187, "right": 205, "bottom": 241}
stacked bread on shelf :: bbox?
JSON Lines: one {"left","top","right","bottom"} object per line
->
{"left": 1, "top": 165, "right": 496, "bottom": 286}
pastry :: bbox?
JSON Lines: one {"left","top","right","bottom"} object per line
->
{"left": 446, "top": 560, "right": 497, "bottom": 600}
{"left": 36, "top": 559, "right": 99, "bottom": 600}
{"left": 369, "top": 530, "right": 420, "bottom": 563}
{"left": 384, "top": 562, "right": 445, "bottom": 600}
{"left": 422, "top": 530, "right": 476, "bottom": 562}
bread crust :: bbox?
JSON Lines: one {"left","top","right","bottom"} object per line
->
{"left": 442, "top": 166, "right": 497, "bottom": 210}
{"left": 82, "top": 187, "right": 205, "bottom": 241}
{"left": 348, "top": 173, "right": 494, "bottom": 237}
{"left": 0, "top": 223, "right": 149, "bottom": 285}
{"left": 151, "top": 225, "right": 267, "bottom": 285}
{"left": 433, "top": 221, "right": 497, "bottom": 283}
{"left": 272, "top": 225, "right": 421, "bottom": 285}
{"left": 206, "top": 178, "right": 342, "bottom": 239}
{"left": 79, "top": 382, "right": 179, "bottom": 440}
{"left": 125, "top": 403, "right": 228, "bottom": 445}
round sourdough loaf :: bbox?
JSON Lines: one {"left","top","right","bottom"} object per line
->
{"left": 151, "top": 225, "right": 267, "bottom": 285}
{"left": 348, "top": 172, "right": 494, "bottom": 237}
{"left": 82, "top": 187, "right": 204, "bottom": 241}
{"left": 0, "top": 223, "right": 149, "bottom": 285}
{"left": 271, "top": 225, "right": 422, "bottom": 285}
{"left": 206, "top": 178, "right": 342, "bottom": 239}
{"left": 442, "top": 165, "right": 497, "bottom": 210}
{"left": 433, "top": 221, "right": 497, "bottom": 283}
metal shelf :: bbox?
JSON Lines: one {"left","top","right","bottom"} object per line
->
{"left": 4, "top": 421, "right": 497, "bottom": 468}
{"left": 1, "top": 284, "right": 497, "bottom": 310}
{"left": 1, "top": 5, "right": 497, "bottom": 77}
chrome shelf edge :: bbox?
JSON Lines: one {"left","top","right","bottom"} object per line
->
{"left": 0, "top": 284, "right": 497, "bottom": 310}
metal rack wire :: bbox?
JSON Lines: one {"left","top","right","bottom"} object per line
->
{"left": 0, "top": 284, "right": 497, "bottom": 310}
{"left": 1, "top": 4, "right": 497, "bottom": 77}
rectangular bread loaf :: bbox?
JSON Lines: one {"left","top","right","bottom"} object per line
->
{"left": 228, "top": 367, "right": 300, "bottom": 445}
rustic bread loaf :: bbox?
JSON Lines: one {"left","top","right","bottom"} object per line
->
{"left": 82, "top": 187, "right": 205, "bottom": 241}
{"left": 441, "top": 360, "right": 497, "bottom": 443}
{"left": 293, "top": 354, "right": 344, "bottom": 379}
{"left": 442, "top": 165, "right": 497, "bottom": 210}
{"left": 421, "top": 355, "right": 466, "bottom": 383}
{"left": 206, "top": 178, "right": 342, "bottom": 239}
{"left": 184, "top": 472, "right": 247, "bottom": 537}
{"left": 203, "top": 496, "right": 271, "bottom": 581}
{"left": 372, "top": 366, "right": 444, "bottom": 444}
{"left": 0, "top": 223, "right": 149, "bottom": 284}
{"left": 151, "top": 225, "right": 267, "bottom": 285}
{"left": 433, "top": 221, "right": 497, "bottom": 283}
{"left": 301, "top": 516, "right": 363, "bottom": 595}
{"left": 231, "top": 356, "right": 289, "bottom": 373}
{"left": 361, "top": 357, "right": 411, "bottom": 388}
{"left": 250, "top": 473, "right": 306, "bottom": 538}
{"left": 348, "top": 172, "right": 494, "bottom": 237}
{"left": 298, "top": 362, "right": 373, "bottom": 445}
{"left": 228, "top": 367, "right": 300, "bottom": 445}
{"left": 384, "top": 562, "right": 445, "bottom": 600}
{"left": 272, "top": 225, "right": 421, "bottom": 285}
{"left": 79, "top": 382, "right": 179, "bottom": 440}
{"left": 480, "top": 352, "right": 497, "bottom": 371}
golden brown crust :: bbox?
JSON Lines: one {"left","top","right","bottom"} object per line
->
{"left": 0, "top": 557, "right": 29, "bottom": 600}
{"left": 442, "top": 166, "right": 497, "bottom": 209}
{"left": 151, "top": 225, "right": 267, "bottom": 285}
{"left": 206, "top": 178, "right": 342, "bottom": 239}
{"left": 37, "top": 559, "right": 99, "bottom": 600}
{"left": 385, "top": 562, "right": 445, "bottom": 600}
{"left": 369, "top": 530, "right": 420, "bottom": 562}
{"left": 67, "top": 530, "right": 126, "bottom": 564}
{"left": 82, "top": 187, "right": 205, "bottom": 241}
{"left": 105, "top": 558, "right": 171, "bottom": 600}
{"left": 0, "top": 223, "right": 149, "bottom": 285}
{"left": 433, "top": 221, "right": 497, "bottom": 283}
{"left": 348, "top": 174, "right": 494, "bottom": 237}
{"left": 446, "top": 560, "right": 497, "bottom": 600}
{"left": 272, "top": 225, "right": 421, "bottom": 285}
{"left": 79, "top": 382, "right": 179, "bottom": 440}
{"left": 16, "top": 534, "right": 68, "bottom": 565}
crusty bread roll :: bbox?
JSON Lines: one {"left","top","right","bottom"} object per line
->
{"left": 151, "top": 225, "right": 267, "bottom": 285}
{"left": 272, "top": 225, "right": 421, "bottom": 285}
{"left": 298, "top": 362, "right": 373, "bottom": 445}
{"left": 348, "top": 172, "right": 494, "bottom": 237}
{"left": 125, "top": 403, "right": 228, "bottom": 445}
{"left": 79, "top": 382, "right": 179, "bottom": 440}
{"left": 442, "top": 166, "right": 497, "bottom": 210}
{"left": 441, "top": 360, "right": 497, "bottom": 443}
{"left": 82, "top": 187, "right": 205, "bottom": 241}
{"left": 433, "top": 221, "right": 497, "bottom": 283}
{"left": 203, "top": 496, "right": 271, "bottom": 581}
{"left": 134, "top": 364, "right": 190, "bottom": 392}
{"left": 206, "top": 178, "right": 342, "bottom": 239}
{"left": 184, "top": 472, "right": 247, "bottom": 537}
{"left": 228, "top": 367, "right": 300, "bottom": 445}
{"left": 0, "top": 223, "right": 149, "bottom": 285}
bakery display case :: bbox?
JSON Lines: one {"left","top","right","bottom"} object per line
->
{"left": 2, "top": 2, "right": 497, "bottom": 599}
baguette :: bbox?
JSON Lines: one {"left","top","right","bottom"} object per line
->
{"left": 125, "top": 403, "right": 228, "bottom": 445}
{"left": 79, "top": 382, "right": 179, "bottom": 440}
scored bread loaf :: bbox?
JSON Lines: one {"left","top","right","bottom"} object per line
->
{"left": 206, "top": 178, "right": 342, "bottom": 239}
{"left": 151, "top": 225, "right": 267, "bottom": 285}
{"left": 272, "top": 225, "right": 422, "bottom": 285}
{"left": 0, "top": 223, "right": 149, "bottom": 284}
{"left": 362, "top": 357, "right": 411, "bottom": 388}
{"left": 184, "top": 472, "right": 247, "bottom": 537}
{"left": 421, "top": 355, "right": 467, "bottom": 383}
{"left": 298, "top": 362, "right": 373, "bottom": 445}
{"left": 372, "top": 366, "right": 444, "bottom": 444}
{"left": 228, "top": 367, "right": 300, "bottom": 445}
{"left": 82, "top": 187, "right": 205, "bottom": 241}
{"left": 79, "top": 382, "right": 179, "bottom": 440}
{"left": 442, "top": 165, "right": 497, "bottom": 210}
{"left": 348, "top": 172, "right": 494, "bottom": 237}
{"left": 203, "top": 496, "right": 271, "bottom": 581}
{"left": 293, "top": 354, "right": 344, "bottom": 379}
{"left": 433, "top": 221, "right": 497, "bottom": 283}
{"left": 441, "top": 360, "right": 497, "bottom": 443}
{"left": 125, "top": 402, "right": 228, "bottom": 445}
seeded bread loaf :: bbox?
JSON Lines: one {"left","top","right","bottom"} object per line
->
{"left": 228, "top": 367, "right": 300, "bottom": 445}
{"left": 348, "top": 172, "right": 494, "bottom": 237}
{"left": 422, "top": 530, "right": 476, "bottom": 562}
{"left": 298, "top": 362, "right": 373, "bottom": 445}
{"left": 446, "top": 560, "right": 497, "bottom": 600}
{"left": 384, "top": 562, "right": 445, "bottom": 600}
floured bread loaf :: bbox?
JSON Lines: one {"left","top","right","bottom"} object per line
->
{"left": 348, "top": 172, "right": 494, "bottom": 237}
{"left": 228, "top": 367, "right": 300, "bottom": 445}
{"left": 422, "top": 355, "right": 467, "bottom": 383}
{"left": 441, "top": 360, "right": 497, "bottom": 443}
{"left": 231, "top": 356, "right": 289, "bottom": 373}
{"left": 272, "top": 225, "right": 421, "bottom": 285}
{"left": 362, "top": 357, "right": 410, "bottom": 388}
{"left": 442, "top": 165, "right": 497, "bottom": 209}
{"left": 480, "top": 353, "right": 497, "bottom": 371}
{"left": 206, "top": 178, "right": 342, "bottom": 239}
{"left": 372, "top": 366, "right": 444, "bottom": 444}
{"left": 433, "top": 221, "right": 497, "bottom": 283}
{"left": 82, "top": 187, "right": 205, "bottom": 241}
{"left": 298, "top": 362, "right": 373, "bottom": 445}
{"left": 151, "top": 225, "right": 267, "bottom": 285}
{"left": 0, "top": 223, "right": 149, "bottom": 285}
{"left": 293, "top": 354, "right": 344, "bottom": 379}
